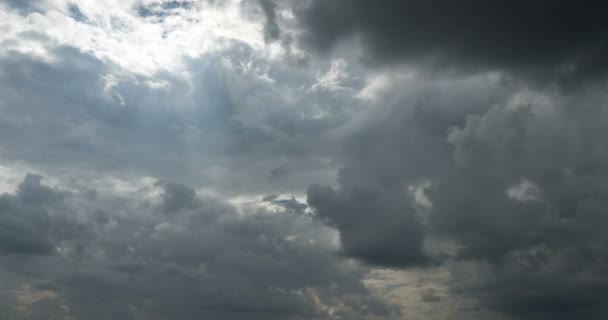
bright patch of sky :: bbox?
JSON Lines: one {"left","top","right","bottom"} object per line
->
{"left": 0, "top": 0, "right": 275, "bottom": 76}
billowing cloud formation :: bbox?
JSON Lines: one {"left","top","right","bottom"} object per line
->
{"left": 437, "top": 88, "right": 608, "bottom": 319}
{"left": 0, "top": 174, "right": 399, "bottom": 319}
{"left": 307, "top": 72, "right": 608, "bottom": 318}
{"left": 307, "top": 181, "right": 427, "bottom": 267}
{"left": 297, "top": 0, "right": 608, "bottom": 83}
{"left": 3, "top": 1, "right": 608, "bottom": 319}
{"left": 0, "top": 37, "right": 350, "bottom": 197}
{"left": 307, "top": 71, "right": 511, "bottom": 267}
{"left": 0, "top": 174, "right": 62, "bottom": 255}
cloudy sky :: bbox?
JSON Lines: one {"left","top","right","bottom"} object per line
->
{"left": 1, "top": 0, "right": 608, "bottom": 319}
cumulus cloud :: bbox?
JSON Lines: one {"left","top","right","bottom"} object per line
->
{"left": 432, "top": 88, "right": 608, "bottom": 319}
{"left": 0, "top": 34, "right": 355, "bottom": 197}
{"left": 307, "top": 183, "right": 427, "bottom": 267}
{"left": 0, "top": 174, "right": 400, "bottom": 319}
{"left": 307, "top": 74, "right": 608, "bottom": 318}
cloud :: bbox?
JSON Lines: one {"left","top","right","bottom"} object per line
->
{"left": 153, "top": 180, "right": 197, "bottom": 213}
{"left": 296, "top": 0, "right": 608, "bottom": 84}
{"left": 257, "top": 0, "right": 280, "bottom": 42}
{"left": 4, "top": 2, "right": 608, "bottom": 319}
{"left": 308, "top": 183, "right": 428, "bottom": 267}
{"left": 429, "top": 87, "right": 608, "bottom": 319}
{"left": 307, "top": 71, "right": 608, "bottom": 318}
{"left": 306, "top": 70, "right": 511, "bottom": 268}
{"left": 420, "top": 288, "right": 441, "bottom": 303}
{"left": 0, "top": 37, "right": 355, "bottom": 197}
{"left": 0, "top": 174, "right": 401, "bottom": 319}
{"left": 0, "top": 173, "right": 73, "bottom": 256}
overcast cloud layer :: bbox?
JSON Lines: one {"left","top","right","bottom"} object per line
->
{"left": 297, "top": 0, "right": 608, "bottom": 85}
{"left": 1, "top": 1, "right": 608, "bottom": 319}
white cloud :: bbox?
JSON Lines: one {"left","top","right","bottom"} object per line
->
{"left": 0, "top": 0, "right": 269, "bottom": 76}
{"left": 310, "top": 58, "right": 352, "bottom": 93}
{"left": 507, "top": 178, "right": 541, "bottom": 202}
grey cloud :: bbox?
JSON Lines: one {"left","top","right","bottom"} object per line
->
{"left": 5, "top": 3, "right": 608, "bottom": 318}
{"left": 0, "top": 41, "right": 350, "bottom": 196}
{"left": 136, "top": 0, "right": 194, "bottom": 19}
{"left": 262, "top": 194, "right": 279, "bottom": 202}
{"left": 269, "top": 167, "right": 288, "bottom": 181}
{"left": 306, "top": 74, "right": 512, "bottom": 267}
{"left": 432, "top": 91, "right": 608, "bottom": 259}
{"left": 154, "top": 180, "right": 197, "bottom": 213}
{"left": 308, "top": 183, "right": 427, "bottom": 267}
{"left": 296, "top": 0, "right": 608, "bottom": 84}
{"left": 0, "top": 174, "right": 401, "bottom": 319}
{"left": 0, "top": 174, "right": 68, "bottom": 255}
{"left": 4, "top": 0, "right": 42, "bottom": 14}
{"left": 420, "top": 288, "right": 441, "bottom": 303}
{"left": 17, "top": 173, "right": 66, "bottom": 206}
{"left": 430, "top": 88, "right": 608, "bottom": 319}
{"left": 307, "top": 71, "right": 608, "bottom": 319}
{"left": 449, "top": 247, "right": 608, "bottom": 320}
{"left": 257, "top": 0, "right": 280, "bottom": 42}
{"left": 67, "top": 3, "right": 87, "bottom": 22}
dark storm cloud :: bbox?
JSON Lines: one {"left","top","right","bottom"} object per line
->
{"left": 0, "top": 175, "right": 400, "bottom": 319}
{"left": 0, "top": 174, "right": 68, "bottom": 255}
{"left": 297, "top": 0, "right": 608, "bottom": 83}
{"left": 306, "top": 74, "right": 512, "bottom": 267}
{"left": 306, "top": 71, "right": 608, "bottom": 319}
{"left": 450, "top": 250, "right": 608, "bottom": 320}
{"left": 433, "top": 88, "right": 608, "bottom": 319}
{"left": 430, "top": 90, "right": 608, "bottom": 262}
{"left": 308, "top": 183, "right": 427, "bottom": 267}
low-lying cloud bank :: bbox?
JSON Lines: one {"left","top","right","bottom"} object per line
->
{"left": 0, "top": 174, "right": 400, "bottom": 319}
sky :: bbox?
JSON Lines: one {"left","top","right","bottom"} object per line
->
{"left": 1, "top": 0, "right": 608, "bottom": 319}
